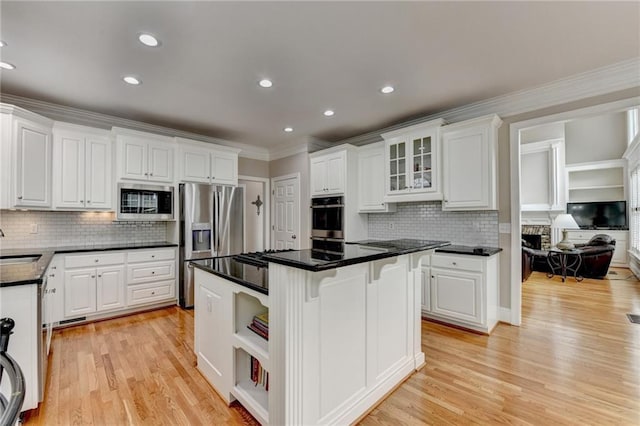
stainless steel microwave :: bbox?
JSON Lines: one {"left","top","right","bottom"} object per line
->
{"left": 117, "top": 183, "right": 175, "bottom": 221}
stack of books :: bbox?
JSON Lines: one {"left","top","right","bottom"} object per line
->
{"left": 247, "top": 311, "right": 269, "bottom": 341}
{"left": 250, "top": 355, "right": 268, "bottom": 390}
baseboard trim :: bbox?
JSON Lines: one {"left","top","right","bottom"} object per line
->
{"left": 499, "top": 307, "right": 512, "bottom": 324}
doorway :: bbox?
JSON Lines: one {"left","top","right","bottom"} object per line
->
{"left": 271, "top": 173, "right": 300, "bottom": 250}
{"left": 509, "top": 98, "right": 639, "bottom": 325}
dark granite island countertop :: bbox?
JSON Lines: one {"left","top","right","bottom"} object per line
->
{"left": 190, "top": 257, "right": 269, "bottom": 295}
{"left": 264, "top": 239, "right": 450, "bottom": 272}
{"left": 435, "top": 245, "right": 502, "bottom": 256}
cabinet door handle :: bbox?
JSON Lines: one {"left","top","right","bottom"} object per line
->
{"left": 151, "top": 271, "right": 155, "bottom": 274}
{"left": 51, "top": 288, "right": 56, "bottom": 293}
{"left": 144, "top": 172, "right": 149, "bottom": 176}
{"left": 452, "top": 262, "right": 457, "bottom": 266}
{"left": 80, "top": 200, "right": 84, "bottom": 203}
{"left": 211, "top": 176, "right": 215, "bottom": 180}
{"left": 207, "top": 176, "right": 210, "bottom": 179}
{"left": 95, "top": 259, "right": 99, "bottom": 263}
{"left": 49, "top": 273, "right": 55, "bottom": 278}
{"left": 98, "top": 274, "right": 102, "bottom": 278}
{"left": 150, "top": 173, "right": 153, "bottom": 176}
{"left": 151, "top": 291, "right": 155, "bottom": 295}
{"left": 87, "top": 200, "right": 91, "bottom": 203}
{"left": 91, "top": 275, "right": 96, "bottom": 278}
{"left": 151, "top": 255, "right": 155, "bottom": 258}
{"left": 17, "top": 196, "right": 23, "bottom": 200}
{"left": 51, "top": 266, "right": 57, "bottom": 270}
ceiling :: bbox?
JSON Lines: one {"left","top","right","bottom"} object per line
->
{"left": 1, "top": 1, "right": 639, "bottom": 149}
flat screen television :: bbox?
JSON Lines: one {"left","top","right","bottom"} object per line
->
{"left": 566, "top": 201, "right": 627, "bottom": 229}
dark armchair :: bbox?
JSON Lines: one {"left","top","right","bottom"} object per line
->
{"left": 575, "top": 234, "right": 616, "bottom": 279}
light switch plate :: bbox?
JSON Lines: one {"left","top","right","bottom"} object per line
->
{"left": 30, "top": 223, "right": 38, "bottom": 234}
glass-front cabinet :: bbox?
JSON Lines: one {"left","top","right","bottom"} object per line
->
{"left": 382, "top": 119, "right": 444, "bottom": 202}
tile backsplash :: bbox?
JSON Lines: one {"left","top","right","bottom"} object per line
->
{"left": 0, "top": 211, "right": 167, "bottom": 249}
{"left": 368, "top": 201, "right": 499, "bottom": 247}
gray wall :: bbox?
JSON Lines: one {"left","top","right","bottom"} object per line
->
{"left": 239, "top": 157, "right": 270, "bottom": 178}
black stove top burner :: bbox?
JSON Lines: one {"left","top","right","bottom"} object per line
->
{"left": 233, "top": 249, "right": 295, "bottom": 267}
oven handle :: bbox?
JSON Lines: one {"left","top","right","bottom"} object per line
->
{"left": 311, "top": 237, "right": 345, "bottom": 242}
{"left": 310, "top": 204, "right": 344, "bottom": 208}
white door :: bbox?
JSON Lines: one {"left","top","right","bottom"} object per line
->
{"left": 55, "top": 133, "right": 85, "bottom": 208}
{"left": 309, "top": 157, "right": 327, "bottom": 196}
{"left": 272, "top": 175, "right": 299, "bottom": 250}
{"left": 431, "top": 267, "right": 483, "bottom": 325}
{"left": 181, "top": 149, "right": 210, "bottom": 183}
{"left": 148, "top": 142, "right": 174, "bottom": 182}
{"left": 211, "top": 152, "right": 238, "bottom": 185}
{"left": 96, "top": 266, "right": 125, "bottom": 312}
{"left": 15, "top": 118, "right": 52, "bottom": 207}
{"left": 325, "top": 153, "right": 345, "bottom": 194}
{"left": 85, "top": 137, "right": 111, "bottom": 209}
{"left": 121, "top": 138, "right": 147, "bottom": 180}
{"left": 64, "top": 268, "right": 97, "bottom": 317}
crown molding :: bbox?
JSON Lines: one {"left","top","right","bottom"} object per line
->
{"left": 268, "top": 138, "right": 310, "bottom": 161}
{"left": 0, "top": 92, "right": 270, "bottom": 161}
{"left": 337, "top": 57, "right": 640, "bottom": 146}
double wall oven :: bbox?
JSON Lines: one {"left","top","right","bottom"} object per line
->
{"left": 311, "top": 196, "right": 344, "bottom": 254}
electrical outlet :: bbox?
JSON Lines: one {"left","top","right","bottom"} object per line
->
{"left": 30, "top": 223, "right": 38, "bottom": 234}
{"left": 389, "top": 222, "right": 395, "bottom": 230}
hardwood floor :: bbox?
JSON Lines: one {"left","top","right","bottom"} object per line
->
{"left": 25, "top": 268, "right": 640, "bottom": 425}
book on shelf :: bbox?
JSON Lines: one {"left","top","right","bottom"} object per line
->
{"left": 250, "top": 355, "right": 268, "bottom": 391}
{"left": 247, "top": 311, "right": 269, "bottom": 341}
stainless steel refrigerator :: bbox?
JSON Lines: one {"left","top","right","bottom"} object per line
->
{"left": 179, "top": 183, "right": 244, "bottom": 308}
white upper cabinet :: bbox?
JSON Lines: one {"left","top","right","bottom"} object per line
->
{"left": 53, "top": 124, "right": 112, "bottom": 210}
{"left": 357, "top": 142, "right": 396, "bottom": 213}
{"left": 0, "top": 105, "right": 54, "bottom": 209}
{"left": 114, "top": 128, "right": 175, "bottom": 183}
{"left": 382, "top": 119, "right": 445, "bottom": 203}
{"left": 309, "top": 150, "right": 346, "bottom": 196}
{"left": 177, "top": 138, "right": 239, "bottom": 186}
{"left": 441, "top": 114, "right": 502, "bottom": 211}
{"left": 520, "top": 138, "right": 565, "bottom": 211}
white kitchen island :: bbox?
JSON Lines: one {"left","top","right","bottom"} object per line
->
{"left": 192, "top": 239, "right": 449, "bottom": 425}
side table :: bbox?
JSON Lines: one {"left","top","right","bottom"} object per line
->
{"left": 547, "top": 248, "right": 583, "bottom": 282}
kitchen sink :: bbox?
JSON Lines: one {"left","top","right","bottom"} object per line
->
{"left": 0, "top": 255, "right": 41, "bottom": 266}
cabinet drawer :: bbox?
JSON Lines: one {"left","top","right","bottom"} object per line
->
{"left": 128, "top": 248, "right": 175, "bottom": 263}
{"left": 65, "top": 252, "right": 125, "bottom": 268}
{"left": 127, "top": 261, "right": 175, "bottom": 284}
{"left": 432, "top": 254, "right": 483, "bottom": 272}
{"left": 127, "top": 280, "right": 175, "bottom": 306}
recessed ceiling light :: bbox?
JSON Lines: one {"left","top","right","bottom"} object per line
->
{"left": 0, "top": 62, "right": 16, "bottom": 70}
{"left": 258, "top": 79, "right": 273, "bottom": 88}
{"left": 0, "top": 41, "right": 6, "bottom": 47}
{"left": 138, "top": 33, "right": 160, "bottom": 47}
{"left": 381, "top": 85, "right": 395, "bottom": 94}
{"left": 123, "top": 76, "right": 141, "bottom": 85}
{"left": 284, "top": 127, "right": 293, "bottom": 133}
{"left": 323, "top": 109, "right": 335, "bottom": 117}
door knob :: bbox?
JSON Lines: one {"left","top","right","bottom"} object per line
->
{"left": 292, "top": 235, "right": 297, "bottom": 240}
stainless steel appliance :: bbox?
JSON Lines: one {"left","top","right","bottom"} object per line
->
{"left": 117, "top": 183, "right": 175, "bottom": 221}
{"left": 311, "top": 196, "right": 344, "bottom": 254}
{"left": 179, "top": 183, "right": 244, "bottom": 308}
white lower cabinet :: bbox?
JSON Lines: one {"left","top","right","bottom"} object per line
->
{"left": 64, "top": 265, "right": 125, "bottom": 317}
{"left": 54, "top": 247, "right": 177, "bottom": 325}
{"left": 425, "top": 252, "right": 499, "bottom": 334}
{"left": 126, "top": 248, "right": 177, "bottom": 306}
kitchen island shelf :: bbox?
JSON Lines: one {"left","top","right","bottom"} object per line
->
{"left": 233, "top": 329, "right": 269, "bottom": 370}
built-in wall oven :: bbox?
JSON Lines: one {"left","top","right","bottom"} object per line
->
{"left": 311, "top": 196, "right": 344, "bottom": 254}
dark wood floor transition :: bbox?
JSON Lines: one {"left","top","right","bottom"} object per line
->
{"left": 24, "top": 268, "right": 640, "bottom": 425}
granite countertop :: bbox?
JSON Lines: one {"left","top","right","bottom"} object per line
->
{"left": 264, "top": 239, "right": 451, "bottom": 272}
{"left": 0, "top": 241, "right": 178, "bottom": 288}
{"left": 190, "top": 256, "right": 268, "bottom": 295}
{"left": 435, "top": 245, "right": 502, "bottom": 256}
